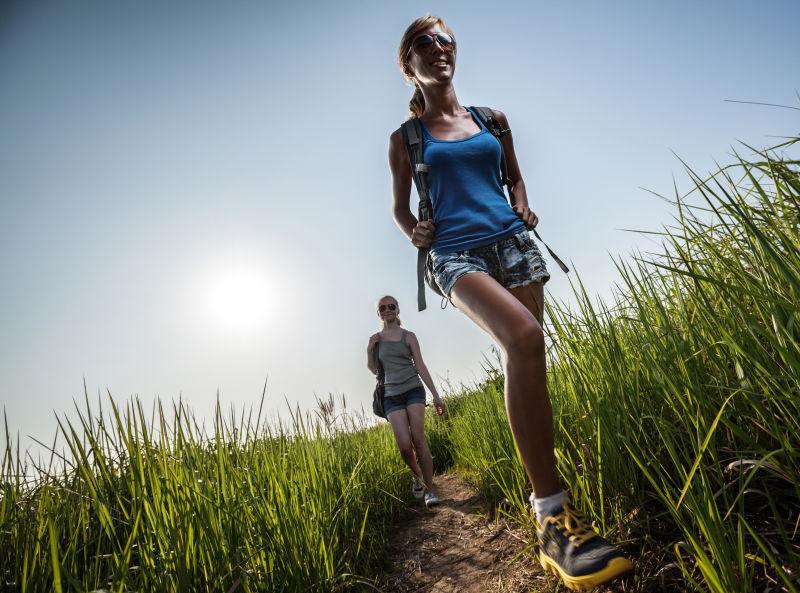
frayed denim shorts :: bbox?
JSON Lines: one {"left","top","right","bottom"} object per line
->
{"left": 431, "top": 229, "right": 550, "bottom": 297}
{"left": 384, "top": 385, "right": 426, "bottom": 416}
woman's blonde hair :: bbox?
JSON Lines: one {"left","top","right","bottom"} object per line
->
{"left": 398, "top": 15, "right": 456, "bottom": 119}
{"left": 376, "top": 295, "right": 401, "bottom": 326}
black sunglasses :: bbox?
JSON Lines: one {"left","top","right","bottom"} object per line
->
{"left": 378, "top": 303, "right": 398, "bottom": 312}
{"left": 411, "top": 32, "right": 455, "bottom": 55}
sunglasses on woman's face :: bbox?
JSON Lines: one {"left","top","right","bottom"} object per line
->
{"left": 378, "top": 303, "right": 398, "bottom": 312}
{"left": 411, "top": 32, "right": 455, "bottom": 55}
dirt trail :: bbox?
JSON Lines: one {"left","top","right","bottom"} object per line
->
{"left": 380, "top": 473, "right": 546, "bottom": 593}
{"left": 379, "top": 473, "right": 640, "bottom": 593}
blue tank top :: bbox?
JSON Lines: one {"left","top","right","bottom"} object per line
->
{"left": 421, "top": 107, "right": 525, "bottom": 255}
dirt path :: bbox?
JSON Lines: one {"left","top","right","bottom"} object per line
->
{"left": 380, "top": 473, "right": 546, "bottom": 593}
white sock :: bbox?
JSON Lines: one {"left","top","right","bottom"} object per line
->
{"left": 530, "top": 491, "right": 565, "bottom": 523}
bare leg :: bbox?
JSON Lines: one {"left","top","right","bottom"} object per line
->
{"left": 387, "top": 409, "right": 423, "bottom": 479}
{"left": 406, "top": 403, "right": 436, "bottom": 494}
{"left": 510, "top": 280, "right": 544, "bottom": 326}
{"left": 450, "top": 273, "right": 559, "bottom": 498}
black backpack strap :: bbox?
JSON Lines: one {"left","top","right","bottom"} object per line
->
{"left": 470, "top": 106, "right": 570, "bottom": 274}
{"left": 401, "top": 118, "right": 434, "bottom": 311}
{"left": 373, "top": 342, "right": 384, "bottom": 385}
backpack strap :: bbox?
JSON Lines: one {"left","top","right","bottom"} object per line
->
{"left": 471, "top": 106, "right": 513, "bottom": 202}
{"left": 470, "top": 106, "right": 570, "bottom": 274}
{"left": 401, "top": 118, "right": 434, "bottom": 311}
{"left": 373, "top": 341, "right": 385, "bottom": 385}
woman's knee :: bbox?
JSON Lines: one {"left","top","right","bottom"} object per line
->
{"left": 504, "top": 320, "right": 544, "bottom": 358}
{"left": 410, "top": 429, "right": 427, "bottom": 451}
{"left": 397, "top": 441, "right": 415, "bottom": 459}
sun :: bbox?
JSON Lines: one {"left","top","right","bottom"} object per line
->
{"left": 204, "top": 264, "right": 276, "bottom": 334}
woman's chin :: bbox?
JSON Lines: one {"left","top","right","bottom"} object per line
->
{"left": 432, "top": 70, "right": 454, "bottom": 84}
{"left": 420, "top": 68, "right": 454, "bottom": 86}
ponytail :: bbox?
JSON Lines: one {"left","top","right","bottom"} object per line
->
{"left": 408, "top": 85, "right": 425, "bottom": 119}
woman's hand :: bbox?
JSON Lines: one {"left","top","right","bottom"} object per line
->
{"left": 411, "top": 220, "right": 436, "bottom": 249}
{"left": 513, "top": 205, "right": 539, "bottom": 230}
{"left": 432, "top": 396, "right": 446, "bottom": 417}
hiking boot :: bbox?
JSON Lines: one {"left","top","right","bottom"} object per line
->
{"left": 537, "top": 499, "right": 633, "bottom": 590}
{"left": 411, "top": 476, "right": 425, "bottom": 500}
{"left": 424, "top": 491, "right": 440, "bottom": 508}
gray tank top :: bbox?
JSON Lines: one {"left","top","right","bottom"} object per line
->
{"left": 378, "top": 329, "right": 423, "bottom": 397}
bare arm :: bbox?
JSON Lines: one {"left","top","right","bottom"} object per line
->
{"left": 492, "top": 109, "right": 539, "bottom": 229}
{"left": 366, "top": 333, "right": 380, "bottom": 376}
{"left": 388, "top": 128, "right": 436, "bottom": 247}
{"left": 406, "top": 331, "right": 442, "bottom": 402}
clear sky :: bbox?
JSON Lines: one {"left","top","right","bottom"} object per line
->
{"left": 1, "top": 1, "right": 797, "bottom": 449}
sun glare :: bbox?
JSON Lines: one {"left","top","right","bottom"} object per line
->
{"left": 205, "top": 264, "right": 276, "bottom": 334}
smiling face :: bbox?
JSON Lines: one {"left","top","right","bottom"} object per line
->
{"left": 399, "top": 17, "right": 457, "bottom": 89}
{"left": 406, "top": 28, "right": 456, "bottom": 85}
{"left": 377, "top": 297, "right": 400, "bottom": 324}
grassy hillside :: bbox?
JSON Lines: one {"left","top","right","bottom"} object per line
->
{"left": 2, "top": 134, "right": 798, "bottom": 592}
{"left": 1, "top": 395, "right": 422, "bottom": 592}
{"left": 444, "top": 135, "right": 800, "bottom": 592}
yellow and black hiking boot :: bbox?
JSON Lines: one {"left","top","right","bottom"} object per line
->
{"left": 537, "top": 499, "right": 633, "bottom": 590}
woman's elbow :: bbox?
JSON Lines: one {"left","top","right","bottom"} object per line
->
{"left": 392, "top": 204, "right": 409, "bottom": 222}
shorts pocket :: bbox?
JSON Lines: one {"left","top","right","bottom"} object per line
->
{"left": 514, "top": 231, "right": 534, "bottom": 250}
{"left": 431, "top": 252, "right": 457, "bottom": 274}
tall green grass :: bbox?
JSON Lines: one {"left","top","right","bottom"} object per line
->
{"left": 0, "top": 393, "right": 419, "bottom": 592}
{"left": 444, "top": 135, "right": 800, "bottom": 591}
{"left": 3, "top": 134, "right": 797, "bottom": 592}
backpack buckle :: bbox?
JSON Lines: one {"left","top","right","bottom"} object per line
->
{"left": 494, "top": 121, "right": 511, "bottom": 137}
{"left": 416, "top": 163, "right": 430, "bottom": 173}
{"left": 487, "top": 116, "right": 510, "bottom": 138}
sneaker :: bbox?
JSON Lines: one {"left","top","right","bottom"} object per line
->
{"left": 423, "top": 491, "right": 440, "bottom": 508}
{"left": 537, "top": 499, "right": 633, "bottom": 590}
{"left": 411, "top": 476, "right": 425, "bottom": 500}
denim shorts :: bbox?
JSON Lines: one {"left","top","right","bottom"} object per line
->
{"left": 430, "top": 230, "right": 550, "bottom": 297}
{"left": 384, "top": 385, "right": 426, "bottom": 416}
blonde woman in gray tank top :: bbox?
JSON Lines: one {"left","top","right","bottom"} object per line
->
{"left": 367, "top": 295, "right": 445, "bottom": 507}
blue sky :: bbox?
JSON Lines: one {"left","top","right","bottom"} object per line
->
{"left": 1, "top": 1, "right": 797, "bottom": 448}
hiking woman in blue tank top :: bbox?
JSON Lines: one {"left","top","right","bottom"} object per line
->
{"left": 367, "top": 295, "right": 445, "bottom": 508}
{"left": 387, "top": 15, "right": 633, "bottom": 590}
